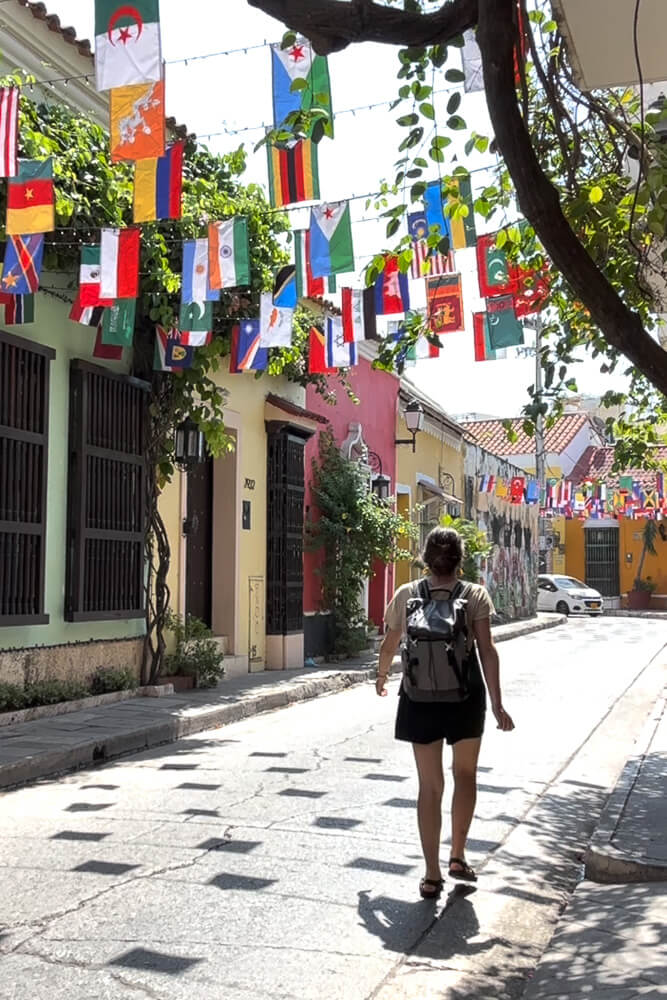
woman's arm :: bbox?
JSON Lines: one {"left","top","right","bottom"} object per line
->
{"left": 375, "top": 628, "right": 402, "bottom": 697}
{"left": 472, "top": 617, "right": 515, "bottom": 731}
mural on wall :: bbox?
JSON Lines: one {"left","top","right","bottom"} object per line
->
{"left": 463, "top": 443, "right": 539, "bottom": 621}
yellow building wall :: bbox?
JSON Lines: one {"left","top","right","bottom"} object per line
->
{"left": 395, "top": 412, "right": 464, "bottom": 584}
{"left": 159, "top": 363, "right": 307, "bottom": 666}
{"left": 619, "top": 520, "right": 667, "bottom": 600}
{"left": 564, "top": 519, "right": 586, "bottom": 581}
{"left": 551, "top": 515, "right": 567, "bottom": 574}
{"left": 395, "top": 493, "right": 412, "bottom": 588}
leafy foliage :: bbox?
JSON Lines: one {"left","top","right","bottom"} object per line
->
{"left": 634, "top": 520, "right": 658, "bottom": 590}
{"left": 439, "top": 513, "right": 494, "bottom": 583}
{"left": 306, "top": 431, "right": 417, "bottom": 655}
{"left": 163, "top": 611, "right": 225, "bottom": 688}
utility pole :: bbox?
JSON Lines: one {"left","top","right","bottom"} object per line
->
{"left": 534, "top": 314, "right": 546, "bottom": 493}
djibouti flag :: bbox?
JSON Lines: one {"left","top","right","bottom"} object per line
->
{"left": 271, "top": 37, "right": 333, "bottom": 140}
{"left": 95, "top": 0, "right": 162, "bottom": 92}
{"left": 309, "top": 201, "right": 354, "bottom": 278}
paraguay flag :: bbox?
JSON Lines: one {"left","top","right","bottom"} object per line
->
{"left": 134, "top": 141, "right": 184, "bottom": 223}
{"left": 230, "top": 320, "right": 268, "bottom": 373}
{"left": 373, "top": 255, "right": 410, "bottom": 315}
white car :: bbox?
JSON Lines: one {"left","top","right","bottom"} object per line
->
{"left": 537, "top": 574, "right": 604, "bottom": 616}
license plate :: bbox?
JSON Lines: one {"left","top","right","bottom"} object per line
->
{"left": 589, "top": 603, "right": 600, "bottom": 609}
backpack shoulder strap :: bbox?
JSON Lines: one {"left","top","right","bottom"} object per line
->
{"left": 417, "top": 578, "right": 431, "bottom": 601}
{"left": 450, "top": 580, "right": 466, "bottom": 601}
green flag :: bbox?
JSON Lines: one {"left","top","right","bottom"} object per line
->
{"left": 102, "top": 299, "right": 136, "bottom": 346}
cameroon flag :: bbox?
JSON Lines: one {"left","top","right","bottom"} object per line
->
{"left": 6, "top": 159, "right": 55, "bottom": 235}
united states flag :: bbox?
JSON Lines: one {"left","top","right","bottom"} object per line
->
{"left": 0, "top": 88, "right": 19, "bottom": 178}
{"left": 410, "top": 240, "right": 455, "bottom": 280}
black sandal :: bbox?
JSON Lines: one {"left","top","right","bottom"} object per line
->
{"left": 448, "top": 857, "right": 477, "bottom": 882}
{"left": 419, "top": 877, "right": 444, "bottom": 899}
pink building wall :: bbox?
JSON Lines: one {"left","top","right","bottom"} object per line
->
{"left": 304, "top": 358, "right": 399, "bottom": 630}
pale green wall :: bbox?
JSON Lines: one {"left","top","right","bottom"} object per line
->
{"left": 0, "top": 288, "right": 145, "bottom": 650}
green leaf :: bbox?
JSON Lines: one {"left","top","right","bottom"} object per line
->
{"left": 445, "top": 68, "right": 465, "bottom": 83}
{"left": 589, "top": 185, "right": 604, "bottom": 203}
{"left": 290, "top": 78, "right": 309, "bottom": 92}
{"left": 495, "top": 229, "right": 508, "bottom": 248}
{"left": 429, "top": 147, "right": 445, "bottom": 163}
{"left": 410, "top": 181, "right": 426, "bottom": 200}
{"left": 447, "top": 115, "right": 466, "bottom": 131}
{"left": 420, "top": 102, "right": 435, "bottom": 120}
{"left": 397, "top": 113, "right": 419, "bottom": 127}
{"left": 446, "top": 92, "right": 462, "bottom": 115}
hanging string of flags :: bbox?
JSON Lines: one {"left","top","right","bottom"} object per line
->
{"left": 540, "top": 475, "right": 667, "bottom": 520}
{"left": 0, "top": 1, "right": 549, "bottom": 374}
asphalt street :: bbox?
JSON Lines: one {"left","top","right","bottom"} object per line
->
{"left": 0, "top": 618, "right": 665, "bottom": 1000}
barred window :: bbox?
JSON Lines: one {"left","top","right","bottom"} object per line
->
{"left": 0, "top": 330, "right": 54, "bottom": 625}
{"left": 65, "top": 361, "right": 149, "bottom": 621}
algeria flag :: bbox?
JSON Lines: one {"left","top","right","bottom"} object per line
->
{"left": 95, "top": 0, "right": 162, "bottom": 92}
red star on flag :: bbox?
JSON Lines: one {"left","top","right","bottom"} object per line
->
{"left": 290, "top": 44, "right": 306, "bottom": 61}
{"left": 324, "top": 206, "right": 335, "bottom": 219}
{"left": 118, "top": 26, "right": 132, "bottom": 44}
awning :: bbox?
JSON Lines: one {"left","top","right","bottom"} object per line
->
{"left": 416, "top": 474, "right": 463, "bottom": 505}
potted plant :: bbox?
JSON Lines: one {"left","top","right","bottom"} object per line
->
{"left": 161, "top": 612, "right": 225, "bottom": 689}
{"left": 627, "top": 521, "right": 658, "bottom": 610}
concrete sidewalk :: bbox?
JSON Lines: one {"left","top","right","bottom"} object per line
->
{"left": 0, "top": 613, "right": 564, "bottom": 791}
{"left": 524, "top": 681, "right": 667, "bottom": 1000}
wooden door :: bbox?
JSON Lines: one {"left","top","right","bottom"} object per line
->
{"left": 185, "top": 457, "right": 213, "bottom": 626}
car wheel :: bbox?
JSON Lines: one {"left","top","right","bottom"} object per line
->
{"left": 556, "top": 601, "right": 570, "bottom": 616}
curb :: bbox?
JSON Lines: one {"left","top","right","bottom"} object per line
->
{"left": 604, "top": 611, "right": 667, "bottom": 621}
{"left": 585, "top": 692, "right": 667, "bottom": 883}
{"left": 0, "top": 614, "right": 565, "bottom": 791}
{"left": 0, "top": 684, "right": 174, "bottom": 728}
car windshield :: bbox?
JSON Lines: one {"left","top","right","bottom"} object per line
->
{"left": 553, "top": 576, "right": 586, "bottom": 590}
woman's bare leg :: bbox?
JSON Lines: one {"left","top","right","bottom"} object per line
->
{"left": 450, "top": 737, "right": 482, "bottom": 864}
{"left": 413, "top": 740, "right": 445, "bottom": 880}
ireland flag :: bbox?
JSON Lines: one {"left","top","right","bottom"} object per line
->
{"left": 95, "top": 0, "right": 162, "bottom": 92}
{"left": 271, "top": 37, "right": 333, "bottom": 140}
{"left": 309, "top": 201, "right": 354, "bottom": 279}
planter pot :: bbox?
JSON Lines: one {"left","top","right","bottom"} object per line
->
{"left": 158, "top": 674, "right": 195, "bottom": 692}
{"left": 627, "top": 589, "right": 652, "bottom": 610}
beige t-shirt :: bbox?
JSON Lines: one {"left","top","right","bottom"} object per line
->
{"left": 384, "top": 578, "right": 495, "bottom": 648}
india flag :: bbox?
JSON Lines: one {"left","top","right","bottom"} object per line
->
{"left": 95, "top": 0, "right": 162, "bottom": 92}
{"left": 208, "top": 218, "right": 250, "bottom": 290}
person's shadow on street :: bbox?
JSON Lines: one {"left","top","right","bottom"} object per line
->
{"left": 358, "top": 883, "right": 490, "bottom": 958}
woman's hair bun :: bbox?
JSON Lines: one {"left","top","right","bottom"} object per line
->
{"left": 422, "top": 527, "right": 464, "bottom": 576}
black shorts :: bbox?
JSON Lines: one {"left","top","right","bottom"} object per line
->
{"left": 395, "top": 683, "right": 486, "bottom": 746}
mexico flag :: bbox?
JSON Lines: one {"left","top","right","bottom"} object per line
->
{"left": 95, "top": 0, "right": 162, "bottom": 92}
{"left": 100, "top": 228, "right": 141, "bottom": 300}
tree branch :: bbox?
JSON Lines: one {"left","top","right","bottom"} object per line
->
{"left": 477, "top": 0, "right": 667, "bottom": 397}
{"left": 246, "top": 0, "right": 478, "bottom": 54}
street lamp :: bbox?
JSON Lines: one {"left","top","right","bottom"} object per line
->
{"left": 174, "top": 416, "right": 205, "bottom": 469}
{"left": 395, "top": 400, "right": 425, "bottom": 453}
{"left": 367, "top": 451, "right": 392, "bottom": 501}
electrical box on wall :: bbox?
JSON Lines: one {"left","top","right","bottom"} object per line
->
{"left": 242, "top": 500, "right": 251, "bottom": 531}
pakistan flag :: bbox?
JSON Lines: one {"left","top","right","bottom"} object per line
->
{"left": 95, "top": 0, "right": 162, "bottom": 92}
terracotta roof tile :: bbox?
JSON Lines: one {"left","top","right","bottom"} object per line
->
{"left": 568, "top": 445, "right": 667, "bottom": 491}
{"left": 461, "top": 413, "right": 590, "bottom": 457}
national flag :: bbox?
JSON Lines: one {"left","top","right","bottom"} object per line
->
{"left": 484, "top": 475, "right": 496, "bottom": 494}
{"left": 267, "top": 136, "right": 320, "bottom": 208}
{"left": 473, "top": 312, "right": 507, "bottom": 362}
{"left": 373, "top": 256, "right": 410, "bottom": 315}
{"left": 309, "top": 201, "right": 354, "bottom": 278}
{"left": 510, "top": 476, "right": 525, "bottom": 504}
{"left": 618, "top": 475, "right": 633, "bottom": 494}
{"left": 294, "top": 229, "right": 324, "bottom": 299}
{"left": 476, "top": 232, "right": 519, "bottom": 298}
{"left": 101, "top": 299, "right": 136, "bottom": 346}
{"left": 230, "top": 320, "right": 269, "bottom": 373}
{"left": 341, "top": 288, "right": 369, "bottom": 343}
{"left": 179, "top": 329, "right": 212, "bottom": 347}
{"left": 69, "top": 297, "right": 105, "bottom": 327}
{"left": 208, "top": 218, "right": 250, "bottom": 290}
{"left": 95, "top": 0, "right": 162, "bottom": 92}
{"left": 0, "top": 87, "right": 19, "bottom": 177}
{"left": 496, "top": 478, "right": 509, "bottom": 500}
{"left": 559, "top": 481, "right": 573, "bottom": 505}
{"left": 513, "top": 267, "right": 550, "bottom": 317}
{"left": 447, "top": 176, "right": 477, "bottom": 250}
{"left": 6, "top": 159, "right": 54, "bottom": 235}
{"left": 424, "top": 180, "right": 452, "bottom": 248}
{"left": 154, "top": 326, "right": 194, "bottom": 371}
{"left": 78, "top": 245, "right": 113, "bottom": 308}
{"left": 181, "top": 239, "right": 218, "bottom": 305}
{"left": 271, "top": 37, "right": 333, "bottom": 140}
{"left": 408, "top": 335, "right": 440, "bottom": 361}
{"left": 407, "top": 212, "right": 455, "bottom": 278}
{"left": 93, "top": 323, "right": 123, "bottom": 360}
{"left": 134, "top": 141, "right": 184, "bottom": 223}
{"left": 179, "top": 301, "right": 213, "bottom": 335}
{"left": 486, "top": 295, "right": 524, "bottom": 349}
{"left": 259, "top": 291, "right": 293, "bottom": 347}
{"left": 427, "top": 274, "right": 464, "bottom": 333}
{"left": 273, "top": 265, "right": 297, "bottom": 308}
{"left": 110, "top": 79, "right": 165, "bottom": 162}
{"left": 1, "top": 235, "right": 44, "bottom": 294}
{"left": 526, "top": 480, "right": 539, "bottom": 504}
{"left": 462, "top": 30, "right": 484, "bottom": 92}
{"left": 100, "top": 228, "right": 141, "bottom": 299}
{"left": 0, "top": 292, "right": 34, "bottom": 324}
{"left": 479, "top": 475, "right": 489, "bottom": 493}
{"left": 657, "top": 472, "right": 665, "bottom": 499}
{"left": 308, "top": 326, "right": 336, "bottom": 375}
{"left": 325, "top": 315, "right": 357, "bottom": 368}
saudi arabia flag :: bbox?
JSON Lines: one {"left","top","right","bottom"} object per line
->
{"left": 95, "top": 0, "right": 162, "bottom": 92}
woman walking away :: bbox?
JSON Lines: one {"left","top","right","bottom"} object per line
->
{"left": 376, "top": 526, "right": 514, "bottom": 900}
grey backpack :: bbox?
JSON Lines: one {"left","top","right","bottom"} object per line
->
{"left": 402, "top": 580, "right": 472, "bottom": 703}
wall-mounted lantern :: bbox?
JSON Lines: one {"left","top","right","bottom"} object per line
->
{"left": 175, "top": 416, "right": 205, "bottom": 469}
{"left": 367, "top": 450, "right": 391, "bottom": 501}
{"left": 395, "top": 400, "right": 425, "bottom": 453}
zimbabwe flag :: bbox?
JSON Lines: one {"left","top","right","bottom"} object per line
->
{"left": 267, "top": 137, "right": 319, "bottom": 208}
{"left": 6, "top": 159, "right": 55, "bottom": 235}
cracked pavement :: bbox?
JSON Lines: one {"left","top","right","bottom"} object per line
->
{"left": 1, "top": 619, "right": 665, "bottom": 1000}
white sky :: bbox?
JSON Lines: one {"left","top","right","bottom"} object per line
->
{"left": 51, "top": 0, "right": 630, "bottom": 417}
